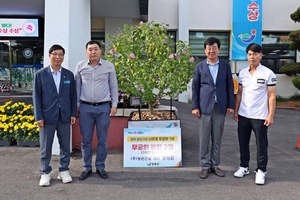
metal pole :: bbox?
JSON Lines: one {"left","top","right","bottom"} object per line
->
{"left": 170, "top": 97, "right": 172, "bottom": 119}
{"left": 138, "top": 106, "right": 141, "bottom": 120}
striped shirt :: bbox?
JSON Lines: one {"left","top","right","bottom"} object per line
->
{"left": 74, "top": 58, "right": 118, "bottom": 107}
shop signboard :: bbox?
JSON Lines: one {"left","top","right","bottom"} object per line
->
{"left": 123, "top": 128, "right": 182, "bottom": 167}
{"left": 0, "top": 18, "right": 39, "bottom": 37}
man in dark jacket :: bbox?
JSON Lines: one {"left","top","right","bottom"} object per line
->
{"left": 33, "top": 44, "right": 77, "bottom": 186}
{"left": 192, "top": 37, "right": 235, "bottom": 179}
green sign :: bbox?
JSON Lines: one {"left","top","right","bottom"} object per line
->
{"left": 1, "top": 23, "right": 12, "bottom": 28}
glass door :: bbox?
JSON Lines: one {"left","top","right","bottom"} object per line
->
{"left": 0, "top": 40, "right": 44, "bottom": 95}
{"left": 10, "top": 40, "right": 43, "bottom": 94}
{"left": 0, "top": 40, "right": 11, "bottom": 95}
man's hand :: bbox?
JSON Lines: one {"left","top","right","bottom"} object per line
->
{"left": 192, "top": 109, "right": 200, "bottom": 117}
{"left": 70, "top": 117, "right": 76, "bottom": 125}
{"left": 233, "top": 112, "right": 238, "bottom": 122}
{"left": 264, "top": 115, "right": 274, "bottom": 127}
{"left": 36, "top": 120, "right": 44, "bottom": 128}
{"left": 110, "top": 107, "right": 117, "bottom": 116}
{"left": 226, "top": 108, "right": 234, "bottom": 114}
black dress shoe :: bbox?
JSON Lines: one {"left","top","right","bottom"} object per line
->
{"left": 79, "top": 170, "right": 92, "bottom": 181}
{"left": 199, "top": 168, "right": 210, "bottom": 179}
{"left": 211, "top": 167, "right": 225, "bottom": 177}
{"left": 96, "top": 169, "right": 108, "bottom": 179}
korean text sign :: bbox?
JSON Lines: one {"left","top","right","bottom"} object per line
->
{"left": 0, "top": 18, "right": 39, "bottom": 37}
{"left": 231, "top": 0, "right": 262, "bottom": 60}
{"left": 123, "top": 128, "right": 182, "bottom": 167}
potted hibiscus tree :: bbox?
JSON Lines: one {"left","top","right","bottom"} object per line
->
{"left": 106, "top": 21, "right": 196, "bottom": 120}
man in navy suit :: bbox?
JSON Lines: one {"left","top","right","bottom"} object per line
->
{"left": 33, "top": 44, "right": 77, "bottom": 186}
{"left": 192, "top": 37, "right": 235, "bottom": 179}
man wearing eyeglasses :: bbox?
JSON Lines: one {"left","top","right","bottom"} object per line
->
{"left": 192, "top": 37, "right": 235, "bottom": 179}
{"left": 33, "top": 44, "right": 77, "bottom": 186}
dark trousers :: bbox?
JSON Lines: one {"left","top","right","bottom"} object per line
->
{"left": 237, "top": 115, "right": 268, "bottom": 172}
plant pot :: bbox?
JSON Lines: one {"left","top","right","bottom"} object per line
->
{"left": 72, "top": 116, "right": 128, "bottom": 150}
{"left": 128, "top": 111, "right": 180, "bottom": 128}
{"left": 0, "top": 139, "right": 12, "bottom": 146}
{"left": 17, "top": 140, "right": 40, "bottom": 147}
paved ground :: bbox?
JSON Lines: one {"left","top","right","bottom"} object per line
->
{"left": 0, "top": 99, "right": 300, "bottom": 200}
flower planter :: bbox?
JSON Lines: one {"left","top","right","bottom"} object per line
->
{"left": 72, "top": 116, "right": 128, "bottom": 150}
{"left": 70, "top": 106, "right": 179, "bottom": 150}
{"left": 17, "top": 140, "right": 40, "bottom": 147}
{"left": 0, "top": 139, "right": 12, "bottom": 146}
{"left": 128, "top": 111, "right": 180, "bottom": 128}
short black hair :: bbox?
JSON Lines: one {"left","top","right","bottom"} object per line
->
{"left": 246, "top": 43, "right": 263, "bottom": 54}
{"left": 86, "top": 40, "right": 102, "bottom": 49}
{"left": 49, "top": 44, "right": 65, "bottom": 54}
{"left": 204, "top": 37, "right": 221, "bottom": 49}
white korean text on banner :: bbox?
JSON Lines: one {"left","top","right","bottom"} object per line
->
{"left": 231, "top": 0, "right": 262, "bottom": 60}
{"left": 123, "top": 128, "right": 182, "bottom": 167}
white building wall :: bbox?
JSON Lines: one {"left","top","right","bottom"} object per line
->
{"left": 189, "top": 0, "right": 231, "bottom": 30}
{"left": 44, "top": 0, "right": 91, "bottom": 155}
{"left": 263, "top": 1, "right": 299, "bottom": 31}
{"left": 44, "top": 0, "right": 90, "bottom": 71}
{"left": 148, "top": 0, "right": 178, "bottom": 29}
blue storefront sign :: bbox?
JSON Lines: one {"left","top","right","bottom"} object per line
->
{"left": 231, "top": 0, "right": 262, "bottom": 60}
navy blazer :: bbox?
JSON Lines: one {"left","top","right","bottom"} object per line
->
{"left": 33, "top": 66, "right": 77, "bottom": 125}
{"left": 191, "top": 59, "right": 235, "bottom": 115}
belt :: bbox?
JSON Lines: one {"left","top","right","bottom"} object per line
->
{"left": 80, "top": 100, "right": 111, "bottom": 106}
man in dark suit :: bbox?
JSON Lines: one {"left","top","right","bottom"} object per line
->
{"left": 33, "top": 44, "right": 77, "bottom": 187}
{"left": 192, "top": 37, "right": 235, "bottom": 179}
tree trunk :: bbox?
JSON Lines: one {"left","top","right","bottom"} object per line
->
{"left": 148, "top": 102, "right": 154, "bottom": 115}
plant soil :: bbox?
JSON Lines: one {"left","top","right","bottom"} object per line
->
{"left": 131, "top": 111, "right": 177, "bottom": 120}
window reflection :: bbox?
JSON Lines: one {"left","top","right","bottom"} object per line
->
{"left": 262, "top": 32, "right": 296, "bottom": 73}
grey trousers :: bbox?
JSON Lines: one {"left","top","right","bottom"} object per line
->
{"left": 39, "top": 118, "right": 71, "bottom": 174}
{"left": 198, "top": 104, "right": 225, "bottom": 169}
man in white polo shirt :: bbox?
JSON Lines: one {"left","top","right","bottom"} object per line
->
{"left": 233, "top": 43, "right": 277, "bottom": 185}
